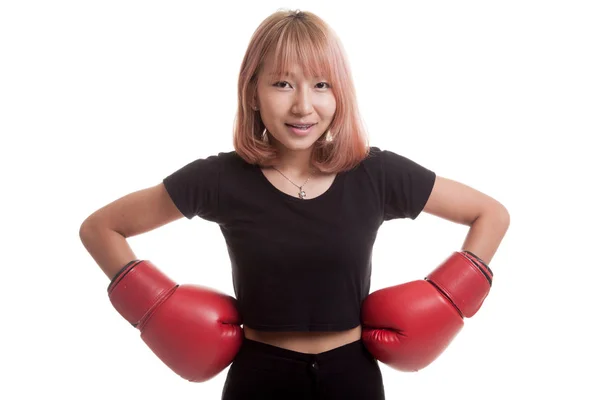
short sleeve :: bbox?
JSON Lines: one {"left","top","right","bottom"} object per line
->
{"left": 381, "top": 149, "right": 436, "bottom": 220}
{"left": 162, "top": 154, "right": 222, "bottom": 221}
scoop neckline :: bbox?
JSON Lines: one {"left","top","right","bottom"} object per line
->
{"left": 254, "top": 165, "right": 342, "bottom": 203}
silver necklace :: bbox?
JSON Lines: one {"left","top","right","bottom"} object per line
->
{"left": 272, "top": 167, "right": 315, "bottom": 199}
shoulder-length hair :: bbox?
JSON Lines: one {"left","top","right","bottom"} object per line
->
{"left": 233, "top": 9, "right": 370, "bottom": 173}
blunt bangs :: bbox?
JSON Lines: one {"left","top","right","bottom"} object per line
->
{"left": 268, "top": 21, "right": 333, "bottom": 83}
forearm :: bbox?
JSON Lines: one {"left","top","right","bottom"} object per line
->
{"left": 461, "top": 205, "right": 510, "bottom": 265}
{"left": 79, "top": 222, "right": 137, "bottom": 280}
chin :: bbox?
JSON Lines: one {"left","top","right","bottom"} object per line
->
{"left": 272, "top": 131, "right": 322, "bottom": 151}
{"left": 280, "top": 138, "right": 321, "bottom": 152}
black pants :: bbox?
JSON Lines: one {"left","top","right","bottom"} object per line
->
{"left": 221, "top": 337, "right": 385, "bottom": 400}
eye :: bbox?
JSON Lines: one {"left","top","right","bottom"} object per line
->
{"left": 273, "top": 81, "right": 331, "bottom": 89}
{"left": 273, "top": 81, "right": 291, "bottom": 88}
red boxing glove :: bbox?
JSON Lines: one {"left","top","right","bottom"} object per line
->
{"left": 361, "top": 251, "right": 493, "bottom": 372}
{"left": 107, "top": 260, "right": 243, "bottom": 382}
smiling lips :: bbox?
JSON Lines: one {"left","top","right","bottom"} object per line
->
{"left": 286, "top": 123, "right": 316, "bottom": 135}
{"left": 286, "top": 123, "right": 316, "bottom": 128}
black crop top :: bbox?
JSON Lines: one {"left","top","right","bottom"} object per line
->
{"left": 162, "top": 147, "right": 436, "bottom": 331}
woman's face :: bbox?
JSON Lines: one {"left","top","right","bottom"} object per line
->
{"left": 255, "top": 51, "right": 336, "bottom": 153}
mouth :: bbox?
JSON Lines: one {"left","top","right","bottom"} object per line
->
{"left": 285, "top": 123, "right": 316, "bottom": 136}
{"left": 285, "top": 123, "right": 316, "bottom": 129}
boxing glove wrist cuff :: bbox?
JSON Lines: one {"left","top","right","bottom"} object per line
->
{"left": 462, "top": 250, "right": 493, "bottom": 283}
{"left": 107, "top": 259, "right": 140, "bottom": 290}
{"left": 425, "top": 251, "right": 492, "bottom": 318}
{"left": 107, "top": 260, "right": 178, "bottom": 327}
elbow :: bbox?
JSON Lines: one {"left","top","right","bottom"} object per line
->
{"left": 79, "top": 219, "right": 94, "bottom": 243}
{"left": 488, "top": 202, "right": 511, "bottom": 232}
{"left": 474, "top": 202, "right": 511, "bottom": 231}
{"left": 497, "top": 203, "right": 510, "bottom": 229}
{"left": 79, "top": 216, "right": 102, "bottom": 241}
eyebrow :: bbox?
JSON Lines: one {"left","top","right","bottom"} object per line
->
{"left": 268, "top": 71, "right": 326, "bottom": 79}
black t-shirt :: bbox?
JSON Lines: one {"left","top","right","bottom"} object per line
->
{"left": 162, "top": 146, "right": 436, "bottom": 331}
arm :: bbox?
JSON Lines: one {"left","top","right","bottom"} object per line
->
{"left": 361, "top": 176, "right": 509, "bottom": 371}
{"left": 78, "top": 182, "right": 242, "bottom": 382}
{"left": 423, "top": 176, "right": 510, "bottom": 264}
{"left": 79, "top": 182, "right": 184, "bottom": 279}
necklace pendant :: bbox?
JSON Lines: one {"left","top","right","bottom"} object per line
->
{"left": 298, "top": 190, "right": 306, "bottom": 199}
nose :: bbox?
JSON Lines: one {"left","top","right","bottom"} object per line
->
{"left": 291, "top": 86, "right": 314, "bottom": 116}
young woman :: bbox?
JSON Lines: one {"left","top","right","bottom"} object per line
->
{"left": 80, "top": 9, "right": 510, "bottom": 400}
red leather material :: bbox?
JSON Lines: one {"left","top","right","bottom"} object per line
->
{"left": 108, "top": 260, "right": 243, "bottom": 382}
{"left": 426, "top": 252, "right": 492, "bottom": 318}
{"left": 362, "top": 251, "right": 493, "bottom": 371}
{"left": 361, "top": 280, "right": 464, "bottom": 372}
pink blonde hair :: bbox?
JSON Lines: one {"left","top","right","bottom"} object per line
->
{"left": 232, "top": 9, "right": 370, "bottom": 173}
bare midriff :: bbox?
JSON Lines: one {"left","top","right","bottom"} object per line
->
{"left": 243, "top": 325, "right": 362, "bottom": 354}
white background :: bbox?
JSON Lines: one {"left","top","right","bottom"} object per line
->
{"left": 2, "top": 0, "right": 599, "bottom": 399}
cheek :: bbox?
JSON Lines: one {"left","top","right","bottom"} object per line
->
{"left": 263, "top": 94, "right": 291, "bottom": 115}
{"left": 323, "top": 102, "right": 337, "bottom": 120}
{"left": 320, "top": 94, "right": 336, "bottom": 116}
{"left": 329, "top": 101, "right": 337, "bottom": 117}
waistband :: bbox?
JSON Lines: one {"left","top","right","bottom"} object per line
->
{"left": 234, "top": 337, "right": 371, "bottom": 369}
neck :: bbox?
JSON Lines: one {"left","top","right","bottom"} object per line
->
{"left": 272, "top": 146, "right": 315, "bottom": 176}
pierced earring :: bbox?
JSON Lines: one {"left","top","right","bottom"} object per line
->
{"left": 261, "top": 128, "right": 270, "bottom": 143}
{"left": 325, "top": 130, "right": 333, "bottom": 142}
